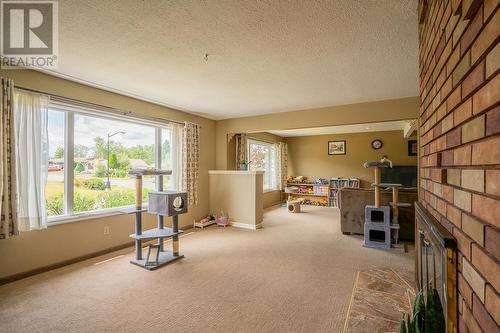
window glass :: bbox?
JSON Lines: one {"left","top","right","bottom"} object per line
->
{"left": 248, "top": 140, "right": 278, "bottom": 191}
{"left": 46, "top": 110, "right": 65, "bottom": 217}
{"left": 73, "top": 114, "right": 156, "bottom": 213}
{"left": 45, "top": 101, "right": 177, "bottom": 221}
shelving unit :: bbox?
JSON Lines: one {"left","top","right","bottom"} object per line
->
{"left": 286, "top": 178, "right": 359, "bottom": 207}
{"left": 330, "top": 178, "right": 360, "bottom": 208}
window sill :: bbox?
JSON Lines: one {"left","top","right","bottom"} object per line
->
{"left": 263, "top": 189, "right": 279, "bottom": 193}
{"left": 48, "top": 205, "right": 146, "bottom": 226}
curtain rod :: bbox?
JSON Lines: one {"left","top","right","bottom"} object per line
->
{"left": 14, "top": 85, "right": 197, "bottom": 127}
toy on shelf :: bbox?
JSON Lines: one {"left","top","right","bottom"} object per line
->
{"left": 288, "top": 175, "right": 308, "bottom": 184}
{"left": 314, "top": 178, "right": 329, "bottom": 184}
{"left": 285, "top": 186, "right": 299, "bottom": 201}
{"left": 362, "top": 156, "right": 410, "bottom": 250}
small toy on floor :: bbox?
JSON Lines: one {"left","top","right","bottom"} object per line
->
{"left": 216, "top": 211, "right": 231, "bottom": 227}
{"left": 193, "top": 214, "right": 216, "bottom": 229}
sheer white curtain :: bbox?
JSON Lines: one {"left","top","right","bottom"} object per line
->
{"left": 168, "top": 123, "right": 183, "bottom": 190}
{"left": 13, "top": 90, "right": 50, "bottom": 231}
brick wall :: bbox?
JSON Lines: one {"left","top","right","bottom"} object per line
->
{"left": 418, "top": 0, "right": 499, "bottom": 332}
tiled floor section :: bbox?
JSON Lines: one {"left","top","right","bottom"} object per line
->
{"left": 344, "top": 267, "right": 416, "bottom": 333}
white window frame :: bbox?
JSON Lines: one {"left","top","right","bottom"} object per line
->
{"left": 247, "top": 139, "right": 278, "bottom": 192}
{"left": 47, "top": 100, "right": 174, "bottom": 225}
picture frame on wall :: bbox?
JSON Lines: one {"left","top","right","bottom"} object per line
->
{"left": 328, "top": 140, "right": 346, "bottom": 155}
{"left": 408, "top": 140, "right": 417, "bottom": 156}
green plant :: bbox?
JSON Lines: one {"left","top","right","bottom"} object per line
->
{"left": 84, "top": 178, "right": 106, "bottom": 191}
{"left": 73, "top": 192, "right": 97, "bottom": 213}
{"left": 74, "top": 162, "right": 85, "bottom": 174}
{"left": 46, "top": 194, "right": 64, "bottom": 216}
{"left": 400, "top": 287, "right": 445, "bottom": 333}
{"left": 97, "top": 190, "right": 135, "bottom": 208}
{"left": 109, "top": 152, "right": 118, "bottom": 170}
{"left": 94, "top": 163, "right": 107, "bottom": 178}
{"left": 110, "top": 169, "right": 128, "bottom": 178}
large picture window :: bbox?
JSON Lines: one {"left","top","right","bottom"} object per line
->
{"left": 45, "top": 101, "right": 178, "bottom": 221}
{"left": 247, "top": 139, "right": 278, "bottom": 191}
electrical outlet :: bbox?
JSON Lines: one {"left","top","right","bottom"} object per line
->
{"left": 103, "top": 226, "right": 110, "bottom": 235}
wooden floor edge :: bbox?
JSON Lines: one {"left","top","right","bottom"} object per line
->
{"left": 342, "top": 271, "right": 360, "bottom": 333}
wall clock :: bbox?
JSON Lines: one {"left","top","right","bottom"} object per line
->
{"left": 371, "top": 139, "right": 383, "bottom": 150}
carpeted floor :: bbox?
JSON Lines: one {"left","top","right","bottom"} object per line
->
{"left": 0, "top": 206, "right": 413, "bottom": 333}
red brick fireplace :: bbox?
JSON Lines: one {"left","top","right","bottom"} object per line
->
{"left": 418, "top": 0, "right": 499, "bottom": 332}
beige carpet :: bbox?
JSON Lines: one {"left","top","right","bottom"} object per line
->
{"left": 0, "top": 206, "right": 413, "bottom": 333}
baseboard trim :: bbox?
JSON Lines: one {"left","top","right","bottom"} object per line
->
{"left": 0, "top": 241, "right": 135, "bottom": 286}
{"left": 231, "top": 222, "right": 263, "bottom": 230}
{"left": 0, "top": 226, "right": 197, "bottom": 285}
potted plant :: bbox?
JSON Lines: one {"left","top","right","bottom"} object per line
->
{"left": 400, "top": 286, "right": 445, "bottom": 333}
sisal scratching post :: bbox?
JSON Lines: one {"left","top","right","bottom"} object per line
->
{"left": 392, "top": 186, "right": 399, "bottom": 222}
{"left": 374, "top": 166, "right": 381, "bottom": 208}
{"left": 134, "top": 175, "right": 143, "bottom": 260}
{"left": 135, "top": 176, "right": 142, "bottom": 209}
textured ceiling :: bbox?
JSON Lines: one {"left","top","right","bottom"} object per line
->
{"left": 266, "top": 120, "right": 414, "bottom": 137}
{"left": 52, "top": 0, "right": 418, "bottom": 119}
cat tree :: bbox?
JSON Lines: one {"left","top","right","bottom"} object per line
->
{"left": 363, "top": 157, "right": 409, "bottom": 249}
{"left": 126, "top": 169, "right": 188, "bottom": 270}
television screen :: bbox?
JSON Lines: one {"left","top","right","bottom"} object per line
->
{"left": 381, "top": 166, "right": 417, "bottom": 188}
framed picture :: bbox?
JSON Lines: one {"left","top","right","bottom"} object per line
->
{"left": 328, "top": 140, "right": 346, "bottom": 155}
{"left": 408, "top": 140, "right": 417, "bottom": 156}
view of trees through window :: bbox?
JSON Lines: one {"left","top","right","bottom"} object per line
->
{"left": 247, "top": 140, "right": 277, "bottom": 191}
{"left": 46, "top": 108, "right": 173, "bottom": 218}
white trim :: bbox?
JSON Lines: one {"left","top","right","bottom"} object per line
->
{"left": 48, "top": 204, "right": 149, "bottom": 226}
{"left": 404, "top": 120, "right": 417, "bottom": 138}
{"left": 208, "top": 170, "right": 265, "bottom": 175}
{"left": 48, "top": 210, "right": 124, "bottom": 226}
{"left": 230, "top": 222, "right": 263, "bottom": 230}
{"left": 50, "top": 99, "right": 172, "bottom": 129}
{"left": 64, "top": 111, "right": 74, "bottom": 214}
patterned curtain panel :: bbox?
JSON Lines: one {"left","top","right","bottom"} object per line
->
{"left": 277, "top": 142, "right": 288, "bottom": 190}
{"left": 0, "top": 78, "right": 18, "bottom": 239}
{"left": 235, "top": 133, "right": 248, "bottom": 169}
{"left": 182, "top": 121, "right": 200, "bottom": 206}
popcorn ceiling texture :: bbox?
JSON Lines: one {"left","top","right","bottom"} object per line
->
{"left": 418, "top": 0, "right": 499, "bottom": 332}
{"left": 55, "top": 0, "right": 418, "bottom": 119}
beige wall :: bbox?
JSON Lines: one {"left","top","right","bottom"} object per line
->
{"left": 209, "top": 171, "right": 263, "bottom": 228}
{"left": 215, "top": 97, "right": 419, "bottom": 170}
{"left": 0, "top": 69, "right": 216, "bottom": 279}
{"left": 287, "top": 130, "right": 417, "bottom": 188}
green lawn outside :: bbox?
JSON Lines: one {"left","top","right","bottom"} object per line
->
{"left": 45, "top": 172, "right": 155, "bottom": 216}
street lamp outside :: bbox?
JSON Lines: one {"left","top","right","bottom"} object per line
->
{"left": 105, "top": 131, "right": 125, "bottom": 190}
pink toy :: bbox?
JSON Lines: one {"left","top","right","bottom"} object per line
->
{"left": 216, "top": 211, "right": 231, "bottom": 227}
